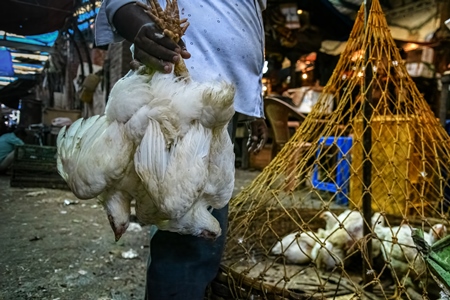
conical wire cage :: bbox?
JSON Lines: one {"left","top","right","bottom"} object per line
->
{"left": 216, "top": 1, "right": 450, "bottom": 299}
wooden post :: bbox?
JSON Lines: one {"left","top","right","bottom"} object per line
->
{"left": 362, "top": 0, "right": 374, "bottom": 292}
{"left": 440, "top": 73, "right": 450, "bottom": 126}
{"left": 438, "top": 0, "right": 450, "bottom": 125}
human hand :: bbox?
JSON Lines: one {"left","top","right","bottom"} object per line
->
{"left": 112, "top": 2, "right": 191, "bottom": 73}
{"left": 247, "top": 118, "right": 269, "bottom": 154}
{"left": 133, "top": 23, "right": 191, "bottom": 73}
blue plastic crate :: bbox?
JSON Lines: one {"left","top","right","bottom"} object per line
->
{"left": 312, "top": 136, "right": 352, "bottom": 205}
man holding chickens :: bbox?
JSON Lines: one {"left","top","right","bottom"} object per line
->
{"left": 96, "top": 0, "right": 268, "bottom": 299}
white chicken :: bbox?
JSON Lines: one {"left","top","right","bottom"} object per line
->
{"left": 312, "top": 210, "right": 364, "bottom": 270}
{"left": 57, "top": 115, "right": 137, "bottom": 240}
{"left": 372, "top": 213, "right": 448, "bottom": 297}
{"left": 57, "top": 0, "right": 235, "bottom": 241}
{"left": 317, "top": 211, "right": 338, "bottom": 238}
{"left": 271, "top": 211, "right": 342, "bottom": 265}
{"left": 271, "top": 231, "right": 319, "bottom": 264}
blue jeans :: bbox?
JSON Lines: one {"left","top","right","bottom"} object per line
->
{"left": 145, "top": 115, "right": 238, "bottom": 300}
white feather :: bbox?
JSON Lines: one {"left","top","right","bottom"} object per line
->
{"left": 57, "top": 115, "right": 133, "bottom": 199}
{"left": 202, "top": 126, "right": 235, "bottom": 209}
{"left": 199, "top": 81, "right": 235, "bottom": 128}
{"left": 159, "top": 121, "right": 212, "bottom": 219}
{"left": 272, "top": 231, "right": 318, "bottom": 264}
{"left": 105, "top": 72, "right": 153, "bottom": 123}
{"left": 134, "top": 119, "right": 170, "bottom": 213}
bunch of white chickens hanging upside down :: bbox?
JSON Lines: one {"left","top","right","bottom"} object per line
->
{"left": 57, "top": 0, "right": 235, "bottom": 241}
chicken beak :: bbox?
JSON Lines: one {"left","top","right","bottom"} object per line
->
{"left": 114, "top": 231, "right": 123, "bottom": 242}
{"left": 107, "top": 214, "right": 126, "bottom": 242}
{"left": 200, "top": 230, "right": 220, "bottom": 241}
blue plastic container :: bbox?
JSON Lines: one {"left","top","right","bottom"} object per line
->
{"left": 312, "top": 136, "right": 352, "bottom": 205}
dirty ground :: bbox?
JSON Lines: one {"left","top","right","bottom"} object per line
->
{"left": 0, "top": 169, "right": 260, "bottom": 300}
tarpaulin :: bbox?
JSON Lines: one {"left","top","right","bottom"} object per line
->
{"left": 1, "top": 31, "right": 59, "bottom": 47}
{"left": 0, "top": 49, "right": 14, "bottom": 77}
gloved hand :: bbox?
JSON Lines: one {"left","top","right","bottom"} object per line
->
{"left": 112, "top": 2, "right": 191, "bottom": 73}
{"left": 247, "top": 118, "right": 268, "bottom": 154}
{"left": 133, "top": 23, "right": 191, "bottom": 73}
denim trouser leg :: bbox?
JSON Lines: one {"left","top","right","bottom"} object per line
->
{"left": 144, "top": 115, "right": 238, "bottom": 300}
{"left": 145, "top": 205, "right": 228, "bottom": 300}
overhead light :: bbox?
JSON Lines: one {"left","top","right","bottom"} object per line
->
{"left": 351, "top": 50, "right": 364, "bottom": 61}
{"left": 297, "top": 9, "right": 303, "bottom": 14}
{"left": 446, "top": 18, "right": 450, "bottom": 30}
{"left": 302, "top": 73, "right": 308, "bottom": 79}
{"left": 403, "top": 43, "right": 419, "bottom": 52}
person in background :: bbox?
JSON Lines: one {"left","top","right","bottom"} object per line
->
{"left": 95, "top": 1, "right": 268, "bottom": 299}
{"left": 0, "top": 119, "right": 9, "bottom": 136}
{"left": 0, "top": 127, "right": 27, "bottom": 173}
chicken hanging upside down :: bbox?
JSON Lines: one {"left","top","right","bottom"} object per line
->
{"left": 57, "top": 0, "right": 236, "bottom": 241}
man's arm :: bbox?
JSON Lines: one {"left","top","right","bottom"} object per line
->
{"left": 9, "top": 135, "right": 24, "bottom": 146}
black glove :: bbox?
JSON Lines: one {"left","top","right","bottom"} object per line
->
{"left": 112, "top": 3, "right": 190, "bottom": 73}
{"left": 133, "top": 23, "right": 190, "bottom": 73}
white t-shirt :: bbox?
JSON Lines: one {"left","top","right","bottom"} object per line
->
{"left": 95, "top": 0, "right": 265, "bottom": 118}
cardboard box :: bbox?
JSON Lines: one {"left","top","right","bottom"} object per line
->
{"left": 42, "top": 108, "right": 81, "bottom": 126}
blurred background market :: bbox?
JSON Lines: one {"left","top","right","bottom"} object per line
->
{"left": 2, "top": 1, "right": 450, "bottom": 299}
{"left": 0, "top": 0, "right": 448, "bottom": 172}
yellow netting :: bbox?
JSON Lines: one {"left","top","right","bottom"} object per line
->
{"left": 220, "top": 1, "right": 450, "bottom": 299}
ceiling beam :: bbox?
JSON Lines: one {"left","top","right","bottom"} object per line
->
{"left": 0, "top": 40, "right": 53, "bottom": 53}
{"left": 7, "top": 0, "right": 73, "bottom": 13}
{"left": 385, "top": 0, "right": 435, "bottom": 19}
